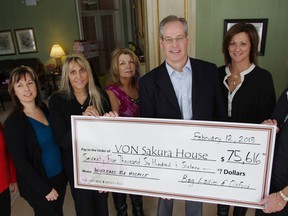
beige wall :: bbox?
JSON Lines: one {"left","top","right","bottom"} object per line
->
{"left": 142, "top": 0, "right": 288, "bottom": 97}
{"left": 0, "top": 0, "right": 79, "bottom": 66}
{"left": 144, "top": 0, "right": 196, "bottom": 71}
{"left": 196, "top": 0, "right": 288, "bottom": 97}
{"left": 0, "top": 0, "right": 287, "bottom": 97}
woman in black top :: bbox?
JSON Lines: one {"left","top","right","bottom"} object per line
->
{"left": 217, "top": 23, "right": 276, "bottom": 216}
{"left": 256, "top": 89, "right": 288, "bottom": 215}
{"left": 49, "top": 54, "right": 116, "bottom": 216}
{"left": 4, "top": 66, "right": 66, "bottom": 216}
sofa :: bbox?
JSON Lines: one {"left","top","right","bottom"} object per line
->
{"left": 0, "top": 58, "right": 48, "bottom": 102}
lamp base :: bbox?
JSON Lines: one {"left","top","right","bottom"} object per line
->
{"left": 55, "top": 57, "right": 62, "bottom": 67}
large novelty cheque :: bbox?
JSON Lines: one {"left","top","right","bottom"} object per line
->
{"left": 71, "top": 116, "right": 276, "bottom": 209}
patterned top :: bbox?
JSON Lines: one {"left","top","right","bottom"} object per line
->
{"left": 106, "top": 84, "right": 139, "bottom": 117}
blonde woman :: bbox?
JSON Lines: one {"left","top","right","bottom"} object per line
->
{"left": 49, "top": 54, "right": 117, "bottom": 216}
{"left": 106, "top": 48, "right": 144, "bottom": 216}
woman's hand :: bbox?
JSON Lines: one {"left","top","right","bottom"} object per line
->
{"left": 10, "top": 183, "right": 18, "bottom": 194}
{"left": 103, "top": 111, "right": 119, "bottom": 117}
{"left": 260, "top": 192, "right": 286, "bottom": 213}
{"left": 262, "top": 119, "right": 279, "bottom": 133}
{"left": 262, "top": 119, "right": 277, "bottom": 126}
{"left": 83, "top": 106, "right": 100, "bottom": 116}
{"left": 45, "top": 188, "right": 59, "bottom": 201}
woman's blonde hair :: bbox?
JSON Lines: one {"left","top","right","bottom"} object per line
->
{"left": 106, "top": 48, "right": 140, "bottom": 87}
{"left": 60, "top": 54, "right": 105, "bottom": 115}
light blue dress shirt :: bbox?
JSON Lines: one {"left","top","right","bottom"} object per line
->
{"left": 166, "top": 58, "right": 192, "bottom": 120}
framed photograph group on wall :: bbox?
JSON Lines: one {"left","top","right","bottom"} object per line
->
{"left": 0, "top": 28, "right": 38, "bottom": 56}
{"left": 14, "top": 28, "right": 38, "bottom": 54}
{"left": 0, "top": 30, "right": 16, "bottom": 56}
{"left": 224, "top": 18, "right": 268, "bottom": 56}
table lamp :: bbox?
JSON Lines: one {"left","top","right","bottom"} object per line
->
{"left": 50, "top": 44, "right": 65, "bottom": 66}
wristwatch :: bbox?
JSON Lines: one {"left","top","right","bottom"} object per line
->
{"left": 279, "top": 191, "right": 288, "bottom": 202}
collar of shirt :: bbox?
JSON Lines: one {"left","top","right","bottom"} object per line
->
{"left": 224, "top": 63, "right": 256, "bottom": 87}
{"left": 166, "top": 58, "right": 192, "bottom": 77}
{"left": 223, "top": 63, "right": 255, "bottom": 117}
{"left": 165, "top": 58, "right": 193, "bottom": 120}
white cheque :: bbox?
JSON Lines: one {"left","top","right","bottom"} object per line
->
{"left": 71, "top": 116, "right": 276, "bottom": 209}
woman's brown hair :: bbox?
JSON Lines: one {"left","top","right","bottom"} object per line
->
{"left": 223, "top": 22, "right": 259, "bottom": 65}
{"left": 8, "top": 66, "right": 42, "bottom": 112}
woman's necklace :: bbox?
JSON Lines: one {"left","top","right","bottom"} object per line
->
{"left": 230, "top": 73, "right": 240, "bottom": 86}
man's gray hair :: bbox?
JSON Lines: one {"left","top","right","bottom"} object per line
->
{"left": 159, "top": 15, "right": 188, "bottom": 38}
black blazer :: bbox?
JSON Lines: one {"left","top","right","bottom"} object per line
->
{"left": 218, "top": 65, "right": 276, "bottom": 124}
{"left": 48, "top": 91, "right": 111, "bottom": 184}
{"left": 4, "top": 104, "right": 52, "bottom": 203}
{"left": 139, "top": 58, "right": 226, "bottom": 121}
{"left": 270, "top": 89, "right": 288, "bottom": 192}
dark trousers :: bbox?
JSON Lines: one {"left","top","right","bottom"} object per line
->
{"left": 112, "top": 192, "right": 144, "bottom": 216}
{"left": 157, "top": 198, "right": 202, "bottom": 216}
{"left": 69, "top": 185, "right": 108, "bottom": 216}
{"left": 30, "top": 172, "right": 67, "bottom": 216}
{"left": 217, "top": 204, "right": 247, "bottom": 216}
{"left": 64, "top": 150, "right": 108, "bottom": 216}
{"left": 0, "top": 188, "right": 11, "bottom": 216}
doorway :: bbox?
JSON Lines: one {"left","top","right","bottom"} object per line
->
{"left": 75, "top": 0, "right": 145, "bottom": 77}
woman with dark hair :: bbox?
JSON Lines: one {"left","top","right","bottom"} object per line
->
{"left": 4, "top": 66, "right": 66, "bottom": 216}
{"left": 49, "top": 54, "right": 117, "bottom": 216}
{"left": 256, "top": 89, "right": 288, "bottom": 215}
{"left": 106, "top": 48, "right": 144, "bottom": 216}
{"left": 217, "top": 23, "right": 276, "bottom": 216}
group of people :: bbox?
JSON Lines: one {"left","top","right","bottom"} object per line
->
{"left": 0, "top": 14, "right": 287, "bottom": 216}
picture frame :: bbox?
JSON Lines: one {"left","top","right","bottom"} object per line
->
{"left": 0, "top": 30, "right": 16, "bottom": 56}
{"left": 224, "top": 19, "right": 268, "bottom": 56}
{"left": 14, "top": 28, "right": 38, "bottom": 54}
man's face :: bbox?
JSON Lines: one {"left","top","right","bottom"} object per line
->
{"left": 160, "top": 21, "right": 189, "bottom": 69}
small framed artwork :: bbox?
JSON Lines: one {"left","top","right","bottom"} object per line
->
{"left": 14, "top": 28, "right": 38, "bottom": 54}
{"left": 224, "top": 18, "right": 268, "bottom": 56}
{"left": 0, "top": 30, "right": 16, "bottom": 56}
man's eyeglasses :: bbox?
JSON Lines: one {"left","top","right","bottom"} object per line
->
{"left": 162, "top": 35, "right": 186, "bottom": 44}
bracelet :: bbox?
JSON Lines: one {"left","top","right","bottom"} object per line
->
{"left": 275, "top": 193, "right": 284, "bottom": 206}
{"left": 279, "top": 191, "right": 288, "bottom": 202}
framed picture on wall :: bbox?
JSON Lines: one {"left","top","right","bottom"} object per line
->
{"left": 0, "top": 30, "right": 16, "bottom": 56}
{"left": 14, "top": 28, "right": 38, "bottom": 54}
{"left": 224, "top": 18, "right": 268, "bottom": 56}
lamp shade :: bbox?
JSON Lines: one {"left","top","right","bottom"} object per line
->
{"left": 50, "top": 44, "right": 65, "bottom": 58}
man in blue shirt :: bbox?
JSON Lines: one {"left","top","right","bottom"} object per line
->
{"left": 139, "top": 15, "right": 226, "bottom": 216}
